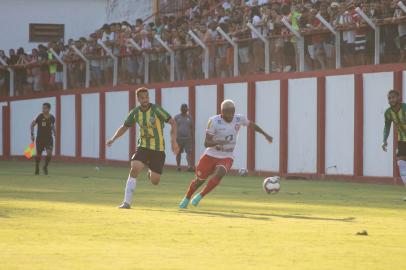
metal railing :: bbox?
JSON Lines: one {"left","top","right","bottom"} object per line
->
{"left": 1, "top": 18, "right": 406, "bottom": 97}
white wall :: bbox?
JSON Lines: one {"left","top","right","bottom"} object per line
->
{"left": 224, "top": 83, "right": 248, "bottom": 170}
{"left": 60, "top": 95, "right": 76, "bottom": 156}
{"left": 161, "top": 87, "right": 189, "bottom": 165}
{"left": 10, "top": 97, "right": 56, "bottom": 155}
{"left": 81, "top": 93, "right": 100, "bottom": 158}
{"left": 0, "top": 0, "right": 106, "bottom": 52}
{"left": 105, "top": 0, "right": 153, "bottom": 23}
{"left": 255, "top": 80, "right": 280, "bottom": 172}
{"left": 325, "top": 75, "right": 355, "bottom": 175}
{"left": 195, "top": 85, "right": 217, "bottom": 162}
{"left": 363, "top": 72, "right": 393, "bottom": 177}
{"left": 148, "top": 89, "right": 156, "bottom": 105}
{"left": 288, "top": 78, "right": 317, "bottom": 173}
{"left": 105, "top": 91, "right": 129, "bottom": 161}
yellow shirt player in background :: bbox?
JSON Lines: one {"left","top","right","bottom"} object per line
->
{"left": 106, "top": 87, "right": 179, "bottom": 209}
{"left": 382, "top": 89, "right": 406, "bottom": 201}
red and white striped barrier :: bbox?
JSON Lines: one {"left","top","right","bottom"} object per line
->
{"left": 1, "top": 63, "right": 405, "bottom": 184}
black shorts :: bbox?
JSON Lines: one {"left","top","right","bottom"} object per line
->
{"left": 36, "top": 138, "right": 53, "bottom": 154}
{"left": 177, "top": 138, "right": 192, "bottom": 154}
{"left": 397, "top": 141, "right": 406, "bottom": 157}
{"left": 342, "top": 41, "right": 354, "bottom": 55}
{"left": 131, "top": 147, "right": 166, "bottom": 174}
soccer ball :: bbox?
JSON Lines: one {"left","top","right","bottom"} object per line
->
{"left": 263, "top": 176, "right": 280, "bottom": 194}
{"left": 238, "top": 168, "right": 248, "bottom": 177}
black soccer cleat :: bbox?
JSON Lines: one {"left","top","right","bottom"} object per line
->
{"left": 118, "top": 202, "right": 131, "bottom": 209}
{"left": 43, "top": 166, "right": 48, "bottom": 175}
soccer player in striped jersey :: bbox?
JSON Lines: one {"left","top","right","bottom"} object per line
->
{"left": 382, "top": 89, "right": 406, "bottom": 201}
{"left": 178, "top": 99, "right": 273, "bottom": 208}
{"left": 106, "top": 87, "right": 179, "bottom": 209}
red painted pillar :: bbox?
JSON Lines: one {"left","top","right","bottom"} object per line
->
{"left": 55, "top": 95, "right": 61, "bottom": 157}
{"left": 156, "top": 87, "right": 162, "bottom": 105}
{"left": 354, "top": 74, "right": 364, "bottom": 177}
{"left": 129, "top": 90, "right": 136, "bottom": 157}
{"left": 75, "top": 94, "right": 82, "bottom": 158}
{"left": 189, "top": 85, "right": 196, "bottom": 166}
{"left": 99, "top": 92, "right": 106, "bottom": 161}
{"left": 279, "top": 79, "right": 288, "bottom": 176}
{"left": 2, "top": 104, "right": 10, "bottom": 158}
{"left": 317, "top": 77, "right": 326, "bottom": 178}
{"left": 393, "top": 71, "right": 403, "bottom": 182}
{"left": 247, "top": 81, "right": 256, "bottom": 172}
{"left": 217, "top": 83, "right": 224, "bottom": 114}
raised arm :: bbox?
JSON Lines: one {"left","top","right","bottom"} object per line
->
{"left": 106, "top": 125, "right": 129, "bottom": 147}
{"left": 249, "top": 121, "right": 273, "bottom": 143}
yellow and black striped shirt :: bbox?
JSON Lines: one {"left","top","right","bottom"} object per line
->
{"left": 124, "top": 103, "right": 171, "bottom": 151}
{"left": 384, "top": 103, "right": 406, "bottom": 143}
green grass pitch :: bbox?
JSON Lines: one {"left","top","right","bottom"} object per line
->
{"left": 1, "top": 160, "right": 406, "bottom": 270}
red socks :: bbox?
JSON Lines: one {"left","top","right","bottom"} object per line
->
{"left": 186, "top": 179, "right": 205, "bottom": 199}
{"left": 200, "top": 176, "right": 221, "bottom": 197}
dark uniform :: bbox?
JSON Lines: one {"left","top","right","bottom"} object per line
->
{"left": 35, "top": 113, "right": 55, "bottom": 153}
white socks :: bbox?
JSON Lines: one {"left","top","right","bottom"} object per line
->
{"left": 124, "top": 177, "right": 137, "bottom": 204}
{"left": 397, "top": 160, "right": 406, "bottom": 186}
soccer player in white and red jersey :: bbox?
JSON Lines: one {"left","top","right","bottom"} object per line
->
{"left": 179, "top": 99, "right": 273, "bottom": 208}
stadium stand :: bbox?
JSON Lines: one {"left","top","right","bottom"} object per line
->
{"left": 0, "top": 0, "right": 405, "bottom": 97}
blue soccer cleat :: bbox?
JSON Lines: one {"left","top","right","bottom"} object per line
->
{"left": 179, "top": 197, "right": 190, "bottom": 209}
{"left": 191, "top": 194, "right": 203, "bottom": 207}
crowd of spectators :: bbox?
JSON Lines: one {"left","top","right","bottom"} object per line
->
{"left": 1, "top": 0, "right": 406, "bottom": 97}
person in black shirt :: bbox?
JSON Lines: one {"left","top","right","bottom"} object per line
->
{"left": 30, "top": 103, "right": 55, "bottom": 175}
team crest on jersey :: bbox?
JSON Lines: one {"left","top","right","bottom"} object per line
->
{"left": 235, "top": 124, "right": 240, "bottom": 131}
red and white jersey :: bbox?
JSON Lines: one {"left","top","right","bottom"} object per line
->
{"left": 204, "top": 114, "right": 250, "bottom": 159}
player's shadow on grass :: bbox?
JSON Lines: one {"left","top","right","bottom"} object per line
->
{"left": 141, "top": 208, "right": 355, "bottom": 222}
{"left": 186, "top": 210, "right": 355, "bottom": 222}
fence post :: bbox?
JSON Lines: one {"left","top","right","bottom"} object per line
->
{"left": 71, "top": 45, "right": 90, "bottom": 88}
{"left": 355, "top": 7, "right": 380, "bottom": 65}
{"left": 188, "top": 30, "right": 209, "bottom": 79}
{"left": 247, "top": 22, "right": 270, "bottom": 74}
{"left": 216, "top": 26, "right": 239, "bottom": 76}
{"left": 128, "top": 38, "right": 149, "bottom": 84}
{"left": 154, "top": 35, "right": 175, "bottom": 82}
{"left": 316, "top": 13, "right": 341, "bottom": 69}
{"left": 0, "top": 58, "right": 14, "bottom": 96}
{"left": 282, "top": 17, "right": 304, "bottom": 72}
{"left": 97, "top": 40, "right": 118, "bottom": 86}
{"left": 49, "top": 48, "right": 67, "bottom": 90}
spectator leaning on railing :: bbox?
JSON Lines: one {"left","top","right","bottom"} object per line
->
{"left": 1, "top": 0, "right": 406, "bottom": 97}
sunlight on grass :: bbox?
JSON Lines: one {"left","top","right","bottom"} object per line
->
{"left": 0, "top": 161, "right": 406, "bottom": 270}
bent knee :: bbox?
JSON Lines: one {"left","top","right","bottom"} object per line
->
{"left": 214, "top": 166, "right": 227, "bottom": 178}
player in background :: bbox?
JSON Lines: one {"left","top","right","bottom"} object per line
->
{"left": 174, "top": 104, "right": 194, "bottom": 172}
{"left": 179, "top": 99, "right": 273, "bottom": 208}
{"left": 106, "top": 87, "right": 179, "bottom": 209}
{"left": 30, "top": 102, "right": 56, "bottom": 175}
{"left": 382, "top": 89, "right": 406, "bottom": 201}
